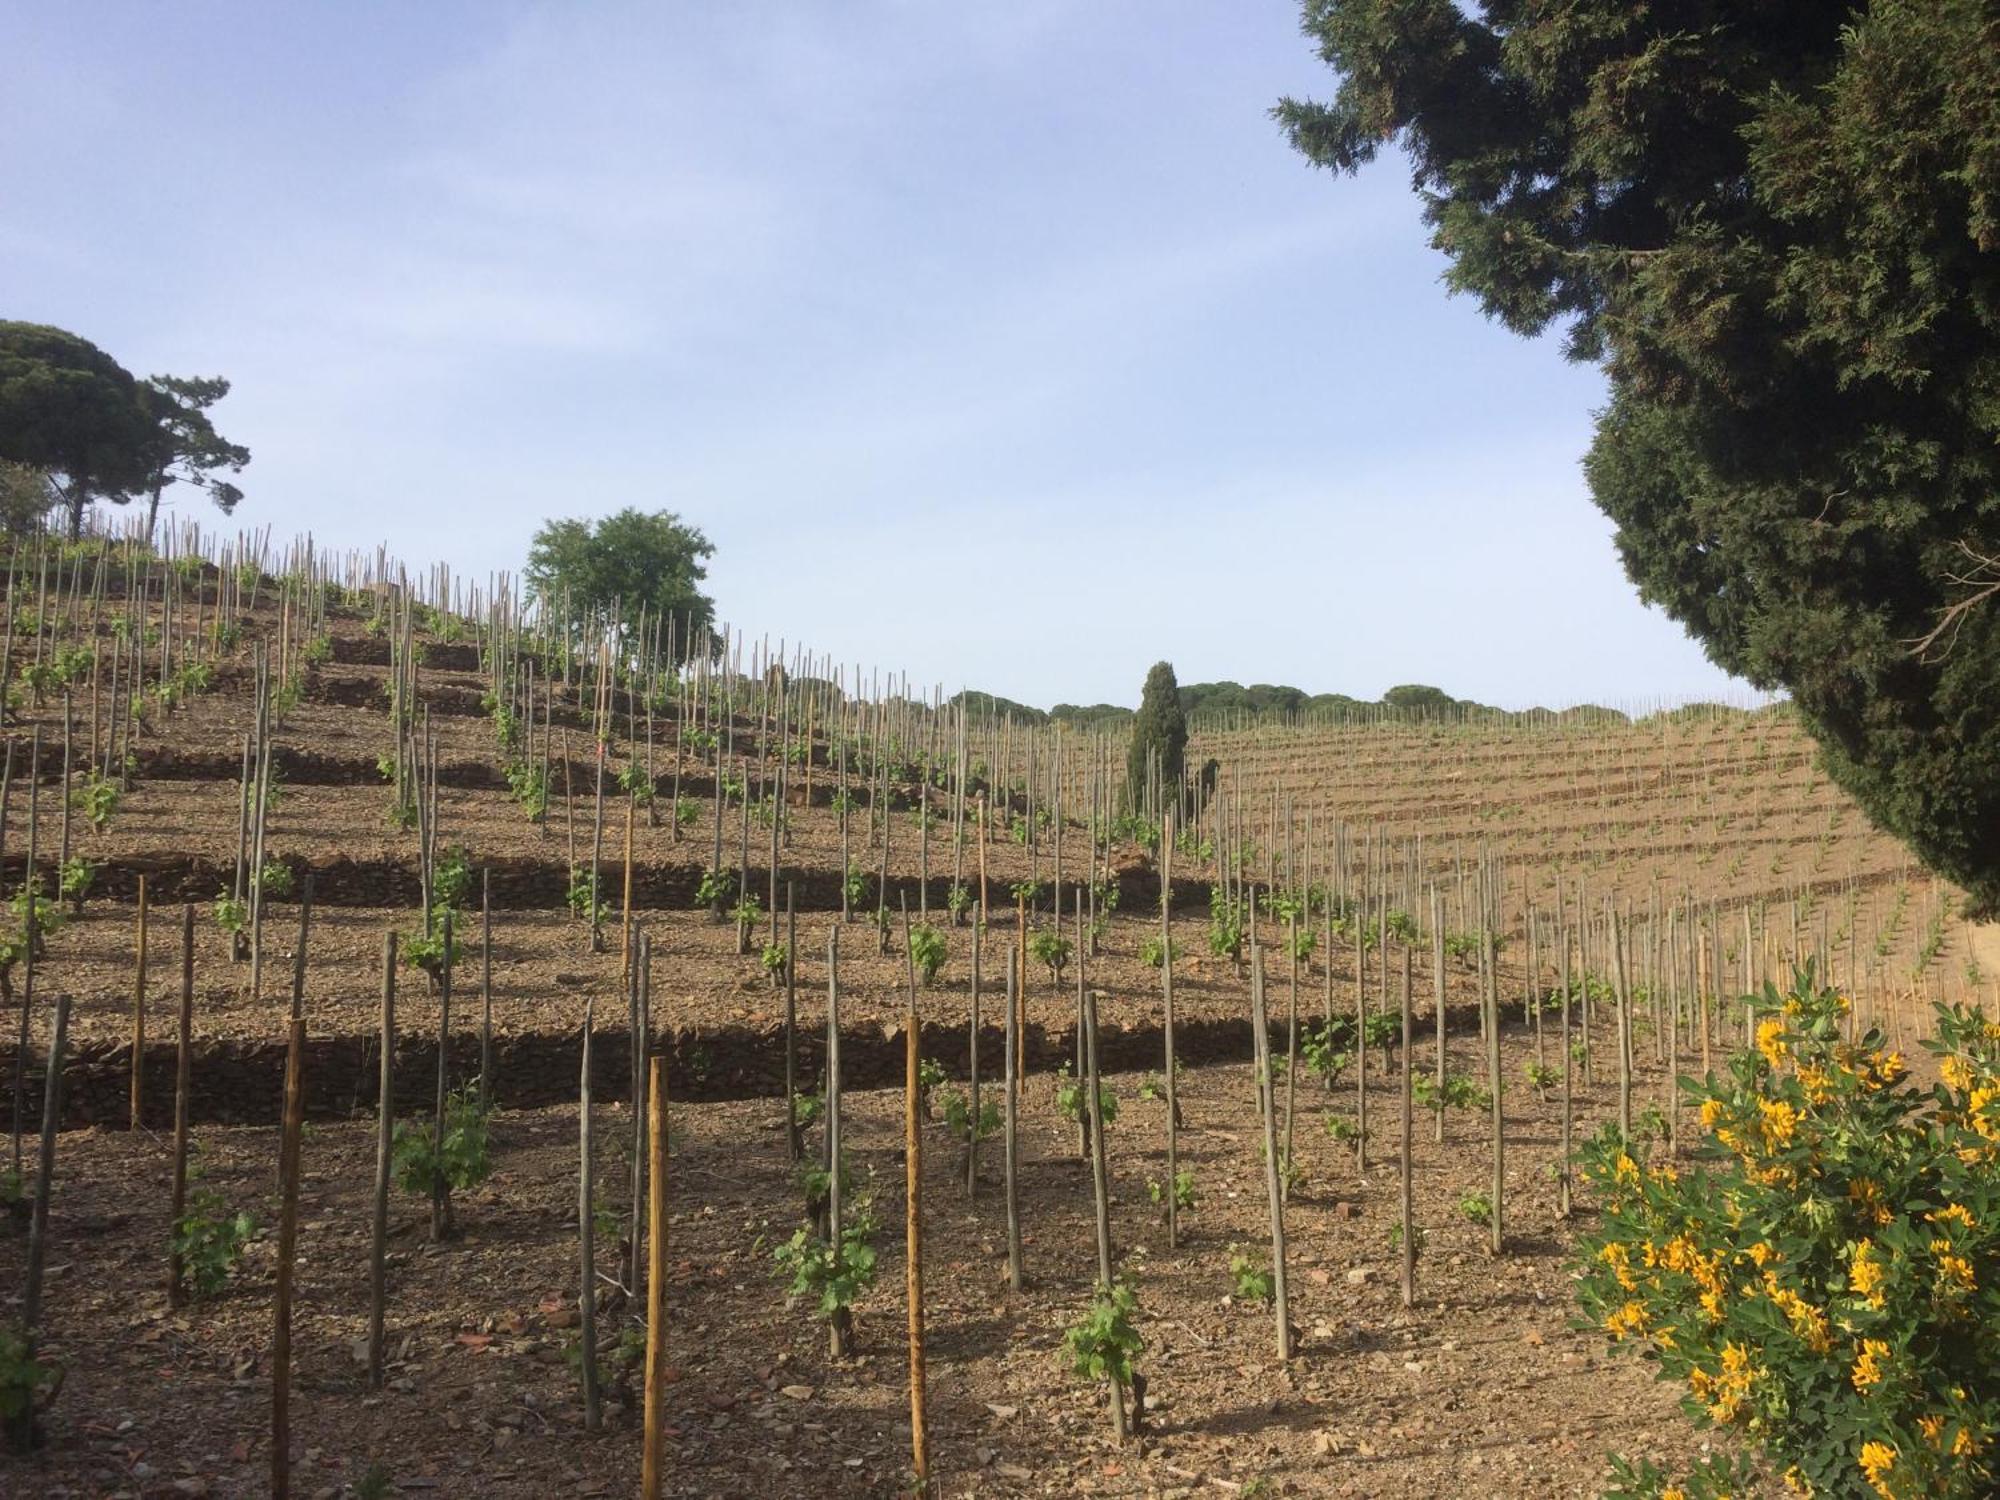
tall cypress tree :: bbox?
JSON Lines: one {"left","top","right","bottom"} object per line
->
{"left": 1277, "top": 1, "right": 2000, "bottom": 911}
{"left": 1127, "top": 661, "right": 1188, "bottom": 813}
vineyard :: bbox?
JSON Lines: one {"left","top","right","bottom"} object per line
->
{"left": 0, "top": 530, "right": 1983, "bottom": 1498}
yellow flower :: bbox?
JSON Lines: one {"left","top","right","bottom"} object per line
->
{"left": 1851, "top": 1337, "right": 1889, "bottom": 1391}
{"left": 1858, "top": 1440, "right": 1897, "bottom": 1498}
{"left": 1930, "top": 1202, "right": 1975, "bottom": 1232}
{"left": 1940, "top": 1054, "right": 1975, "bottom": 1093}
{"left": 1746, "top": 1240, "right": 1775, "bottom": 1267}
{"left": 1759, "top": 1097, "right": 1801, "bottom": 1150}
{"left": 1937, "top": 1252, "right": 1975, "bottom": 1293}
{"left": 1614, "top": 1152, "right": 1640, "bottom": 1187}
{"left": 1918, "top": 1414, "right": 1942, "bottom": 1443}
{"left": 1970, "top": 1084, "right": 2000, "bottom": 1143}
{"left": 1662, "top": 1490, "right": 1687, "bottom": 1500}
{"left": 1758, "top": 1017, "right": 1791, "bottom": 1068}
{"left": 1869, "top": 1052, "right": 1906, "bottom": 1090}
{"left": 1783, "top": 1466, "right": 1816, "bottom": 1497}
{"left": 1700, "top": 1097, "right": 1726, "bottom": 1130}
{"left": 1765, "top": 1277, "right": 1831, "bottom": 1352}
{"left": 1849, "top": 1177, "right": 1892, "bottom": 1227}
{"left": 1603, "top": 1299, "right": 1648, "bottom": 1340}
{"left": 1851, "top": 1240, "right": 1887, "bottom": 1310}
{"left": 1598, "top": 1241, "right": 1637, "bottom": 1291}
{"left": 1797, "top": 1062, "right": 1834, "bottom": 1105}
{"left": 1700, "top": 1286, "right": 1728, "bottom": 1323}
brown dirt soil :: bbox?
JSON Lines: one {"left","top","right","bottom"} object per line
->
{"left": 4, "top": 1028, "right": 1747, "bottom": 1499}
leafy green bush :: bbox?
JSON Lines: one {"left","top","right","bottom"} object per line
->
{"left": 71, "top": 776, "right": 119, "bottom": 832}
{"left": 693, "top": 866, "right": 733, "bottom": 912}
{"left": 909, "top": 923, "right": 948, "bottom": 987}
{"left": 1062, "top": 1278, "right": 1143, "bottom": 1391}
{"left": 1056, "top": 1063, "right": 1117, "bottom": 1130}
{"left": 1413, "top": 1069, "right": 1490, "bottom": 1115}
{"left": 1301, "top": 1020, "right": 1355, "bottom": 1083}
{"left": 57, "top": 858, "right": 95, "bottom": 912}
{"left": 940, "top": 1088, "right": 1000, "bottom": 1144}
{"left": 1575, "top": 964, "right": 2000, "bottom": 1499}
{"left": 772, "top": 1214, "right": 878, "bottom": 1321}
{"left": 172, "top": 1186, "right": 257, "bottom": 1297}
{"left": 0, "top": 1322, "right": 59, "bottom": 1453}
{"left": 568, "top": 866, "right": 611, "bottom": 926}
{"left": 1207, "top": 887, "right": 1244, "bottom": 963}
{"left": 1228, "top": 1244, "right": 1274, "bottom": 1304}
{"left": 212, "top": 891, "right": 247, "bottom": 937}
{"left": 253, "top": 860, "right": 294, "bottom": 899}
{"left": 1148, "top": 1168, "right": 1197, "bottom": 1212}
{"left": 1028, "top": 929, "right": 1071, "bottom": 987}
{"left": 392, "top": 1085, "right": 492, "bottom": 1198}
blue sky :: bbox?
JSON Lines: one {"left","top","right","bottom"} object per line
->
{"left": 0, "top": 2, "right": 1750, "bottom": 712}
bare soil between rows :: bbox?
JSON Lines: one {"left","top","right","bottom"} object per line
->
{"left": 2, "top": 1030, "right": 1742, "bottom": 1499}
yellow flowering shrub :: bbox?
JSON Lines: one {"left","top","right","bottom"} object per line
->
{"left": 1577, "top": 965, "right": 1999, "bottom": 1500}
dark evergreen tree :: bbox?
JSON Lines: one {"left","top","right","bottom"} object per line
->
{"left": 1127, "top": 661, "right": 1188, "bottom": 812}
{"left": 1278, "top": 1, "right": 2000, "bottom": 910}
{"left": 0, "top": 322, "right": 155, "bottom": 539}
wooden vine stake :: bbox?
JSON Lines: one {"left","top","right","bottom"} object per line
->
{"left": 901, "top": 903, "right": 931, "bottom": 1491}
{"left": 1162, "top": 813, "right": 1180, "bottom": 1249}
{"left": 641, "top": 1053, "right": 669, "bottom": 1500}
{"left": 578, "top": 995, "right": 602, "bottom": 1430}
{"left": 1483, "top": 926, "right": 1504, "bottom": 1256}
{"left": 1249, "top": 946, "right": 1293, "bottom": 1359}
{"left": 1083, "top": 982, "right": 1128, "bottom": 1442}
{"left": 1399, "top": 947, "right": 1416, "bottom": 1308}
{"left": 167, "top": 905, "right": 195, "bottom": 1306}
{"left": 369, "top": 931, "right": 395, "bottom": 1389}
{"left": 272, "top": 1015, "right": 305, "bottom": 1500}
{"left": 1003, "top": 945, "right": 1023, "bottom": 1291}
{"left": 130, "top": 874, "right": 147, "bottom": 1129}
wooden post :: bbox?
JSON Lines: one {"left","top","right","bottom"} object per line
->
{"left": 1558, "top": 913, "right": 1573, "bottom": 1220}
{"left": 903, "top": 941, "right": 930, "bottom": 1490}
{"left": 1484, "top": 927, "right": 1504, "bottom": 1256}
{"left": 641, "top": 1054, "right": 669, "bottom": 1499}
{"left": 168, "top": 905, "right": 195, "bottom": 1307}
{"left": 1163, "top": 814, "right": 1180, "bottom": 1248}
{"left": 966, "top": 907, "right": 981, "bottom": 1196}
{"left": 272, "top": 1016, "right": 305, "bottom": 1500}
{"left": 1249, "top": 947, "right": 1293, "bottom": 1360}
{"left": 23, "top": 992, "right": 71, "bottom": 1329}
{"left": 579, "top": 996, "right": 602, "bottom": 1431}
{"left": 784, "top": 885, "right": 799, "bottom": 1161}
{"left": 1003, "top": 945, "right": 1023, "bottom": 1291}
{"left": 479, "top": 868, "right": 493, "bottom": 1112}
{"left": 129, "top": 874, "right": 147, "bottom": 1129}
{"left": 1399, "top": 947, "right": 1415, "bottom": 1308}
{"left": 1084, "top": 983, "right": 1127, "bottom": 1442}
{"left": 431, "top": 908, "right": 454, "bottom": 1240}
{"left": 369, "top": 931, "right": 395, "bottom": 1389}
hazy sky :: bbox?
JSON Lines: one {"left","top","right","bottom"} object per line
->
{"left": 1, "top": 2, "right": 1752, "bottom": 712}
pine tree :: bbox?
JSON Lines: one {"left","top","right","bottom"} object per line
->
{"left": 1278, "top": 0, "right": 2000, "bottom": 910}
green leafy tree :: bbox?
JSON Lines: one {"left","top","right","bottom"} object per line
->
{"left": 524, "top": 508, "right": 716, "bottom": 660}
{"left": 137, "top": 375, "right": 249, "bottom": 542}
{"left": 0, "top": 463, "right": 51, "bottom": 536}
{"left": 0, "top": 322, "right": 155, "bottom": 539}
{"left": 1277, "top": 1, "right": 2000, "bottom": 911}
{"left": 1125, "top": 660, "right": 1187, "bottom": 810}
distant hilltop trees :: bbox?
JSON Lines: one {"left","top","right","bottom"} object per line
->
{"left": 951, "top": 681, "right": 1758, "bottom": 731}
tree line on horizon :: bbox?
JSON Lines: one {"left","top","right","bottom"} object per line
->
{"left": 951, "top": 680, "right": 1769, "bottom": 731}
